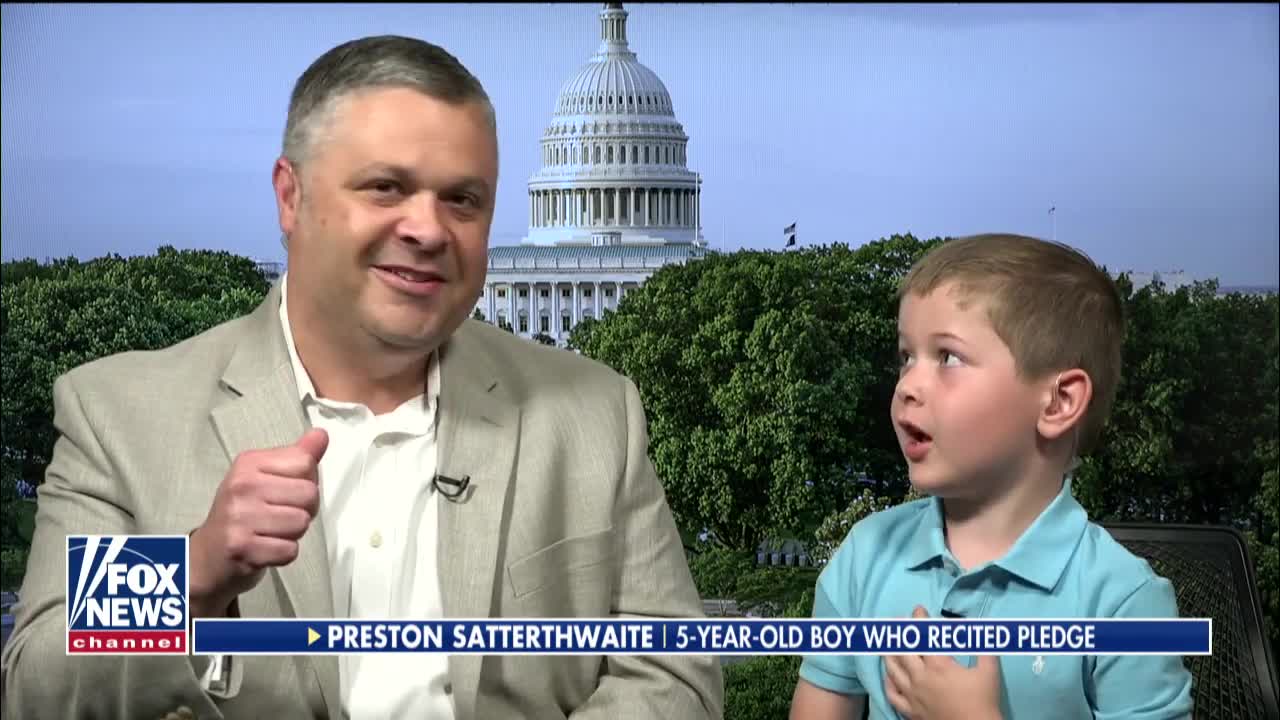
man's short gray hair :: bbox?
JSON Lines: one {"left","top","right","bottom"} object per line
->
{"left": 282, "top": 35, "right": 496, "bottom": 169}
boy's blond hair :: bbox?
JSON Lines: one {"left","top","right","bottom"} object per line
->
{"left": 898, "top": 233, "right": 1125, "bottom": 454}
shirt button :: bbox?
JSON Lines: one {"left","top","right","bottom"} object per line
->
{"left": 370, "top": 531, "right": 383, "bottom": 548}
{"left": 443, "top": 682, "right": 453, "bottom": 695}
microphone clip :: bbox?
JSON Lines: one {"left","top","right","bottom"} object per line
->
{"left": 433, "top": 473, "right": 472, "bottom": 501}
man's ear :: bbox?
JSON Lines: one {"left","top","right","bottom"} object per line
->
{"left": 272, "top": 157, "right": 302, "bottom": 240}
{"left": 1038, "top": 368, "right": 1092, "bottom": 442}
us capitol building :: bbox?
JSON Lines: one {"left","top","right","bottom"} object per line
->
{"left": 473, "top": 2, "right": 708, "bottom": 343}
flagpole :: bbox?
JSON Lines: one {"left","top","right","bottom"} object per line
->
{"left": 1049, "top": 205, "right": 1057, "bottom": 242}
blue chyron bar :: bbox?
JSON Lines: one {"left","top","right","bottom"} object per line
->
{"left": 189, "top": 618, "right": 1213, "bottom": 656}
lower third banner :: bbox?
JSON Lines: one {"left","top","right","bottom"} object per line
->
{"left": 191, "top": 618, "right": 1211, "bottom": 656}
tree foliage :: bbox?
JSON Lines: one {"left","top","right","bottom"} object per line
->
{"left": 1, "top": 247, "right": 271, "bottom": 490}
{"left": 1073, "top": 279, "right": 1279, "bottom": 530}
{"left": 723, "top": 655, "right": 801, "bottom": 720}
{"left": 810, "top": 486, "right": 926, "bottom": 566}
{"left": 571, "top": 235, "right": 944, "bottom": 549}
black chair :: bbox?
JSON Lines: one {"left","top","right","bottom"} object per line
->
{"left": 1105, "top": 523, "right": 1280, "bottom": 720}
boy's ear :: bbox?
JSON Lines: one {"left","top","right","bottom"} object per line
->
{"left": 1038, "top": 368, "right": 1092, "bottom": 442}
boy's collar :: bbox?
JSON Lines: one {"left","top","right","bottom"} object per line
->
{"left": 904, "top": 478, "right": 1090, "bottom": 592}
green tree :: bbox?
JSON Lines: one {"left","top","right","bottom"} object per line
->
{"left": 0, "top": 258, "right": 44, "bottom": 285}
{"left": 1246, "top": 300, "right": 1279, "bottom": 658}
{"left": 1, "top": 248, "right": 271, "bottom": 492}
{"left": 571, "top": 235, "right": 943, "bottom": 550}
{"left": 723, "top": 655, "right": 801, "bottom": 720}
{"left": 810, "top": 486, "right": 926, "bottom": 566}
{"left": 1074, "top": 281, "right": 1279, "bottom": 528}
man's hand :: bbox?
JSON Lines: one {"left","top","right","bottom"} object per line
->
{"left": 883, "top": 606, "right": 1004, "bottom": 720}
{"left": 188, "top": 428, "right": 328, "bottom": 617}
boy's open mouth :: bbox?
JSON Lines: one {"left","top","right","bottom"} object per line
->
{"left": 898, "top": 419, "right": 934, "bottom": 462}
{"left": 899, "top": 419, "right": 932, "bottom": 443}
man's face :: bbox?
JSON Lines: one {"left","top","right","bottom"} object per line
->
{"left": 276, "top": 86, "right": 497, "bottom": 354}
{"left": 891, "top": 283, "right": 1046, "bottom": 498}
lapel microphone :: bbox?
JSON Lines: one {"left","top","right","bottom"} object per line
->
{"left": 940, "top": 609, "right": 965, "bottom": 618}
{"left": 433, "top": 473, "right": 472, "bottom": 501}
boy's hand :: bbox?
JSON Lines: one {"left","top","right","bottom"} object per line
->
{"left": 883, "top": 606, "right": 1005, "bottom": 720}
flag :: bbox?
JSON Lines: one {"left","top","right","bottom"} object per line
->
{"left": 783, "top": 222, "right": 797, "bottom": 248}
{"left": 786, "top": 234, "right": 797, "bottom": 247}
{"left": 1049, "top": 206, "right": 1056, "bottom": 215}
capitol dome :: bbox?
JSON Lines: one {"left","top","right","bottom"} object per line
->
{"left": 524, "top": 2, "right": 703, "bottom": 248}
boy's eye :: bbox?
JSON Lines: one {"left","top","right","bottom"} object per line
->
{"left": 898, "top": 350, "right": 914, "bottom": 368}
{"left": 940, "top": 350, "right": 963, "bottom": 367}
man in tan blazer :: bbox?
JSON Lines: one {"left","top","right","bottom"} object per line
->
{"left": 1, "top": 34, "right": 723, "bottom": 720}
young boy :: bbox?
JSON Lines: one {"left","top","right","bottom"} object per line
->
{"left": 789, "top": 234, "right": 1194, "bottom": 719}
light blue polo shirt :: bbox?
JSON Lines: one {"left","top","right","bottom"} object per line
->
{"left": 799, "top": 479, "right": 1194, "bottom": 719}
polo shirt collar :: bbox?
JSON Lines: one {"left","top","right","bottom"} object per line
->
{"left": 904, "top": 478, "right": 1089, "bottom": 592}
{"left": 278, "top": 273, "right": 440, "bottom": 430}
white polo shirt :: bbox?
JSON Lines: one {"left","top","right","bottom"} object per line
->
{"left": 202, "top": 274, "right": 454, "bottom": 718}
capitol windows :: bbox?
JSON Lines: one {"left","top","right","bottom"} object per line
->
{"left": 644, "top": 146, "right": 650, "bottom": 164}
{"left": 583, "top": 288, "right": 594, "bottom": 298}
{"left": 539, "top": 289, "right": 549, "bottom": 298}
{"left": 607, "top": 146, "right": 614, "bottom": 163}
{"left": 519, "top": 316, "right": 529, "bottom": 333}
{"left": 497, "top": 289, "right": 507, "bottom": 298}
{"left": 619, "top": 146, "right": 626, "bottom": 164}
{"left": 631, "top": 145, "right": 638, "bottom": 163}
{"left": 594, "top": 145, "right": 601, "bottom": 163}
{"left": 561, "top": 288, "right": 571, "bottom": 298}
{"left": 562, "top": 312, "right": 572, "bottom": 330}
{"left": 540, "top": 316, "right": 550, "bottom": 333}
{"left": 605, "top": 288, "right": 615, "bottom": 298}
{"left": 518, "top": 288, "right": 528, "bottom": 298}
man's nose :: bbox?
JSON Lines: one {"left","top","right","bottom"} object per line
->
{"left": 398, "top": 194, "right": 450, "bottom": 251}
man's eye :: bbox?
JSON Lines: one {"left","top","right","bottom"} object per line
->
{"left": 369, "top": 180, "right": 403, "bottom": 196}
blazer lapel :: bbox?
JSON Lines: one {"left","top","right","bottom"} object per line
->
{"left": 208, "top": 281, "right": 340, "bottom": 718}
{"left": 436, "top": 323, "right": 519, "bottom": 719}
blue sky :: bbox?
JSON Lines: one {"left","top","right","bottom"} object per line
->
{"left": 3, "top": 3, "right": 1277, "bottom": 285}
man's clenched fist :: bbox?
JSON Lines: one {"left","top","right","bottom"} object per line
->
{"left": 188, "top": 428, "right": 328, "bottom": 617}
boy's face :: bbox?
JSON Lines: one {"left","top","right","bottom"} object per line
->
{"left": 892, "top": 283, "right": 1046, "bottom": 497}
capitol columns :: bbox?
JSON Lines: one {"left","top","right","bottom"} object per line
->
{"left": 507, "top": 283, "right": 516, "bottom": 332}
{"left": 552, "top": 282, "right": 561, "bottom": 337}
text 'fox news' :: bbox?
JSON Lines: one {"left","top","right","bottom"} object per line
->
{"left": 66, "top": 535, "right": 189, "bottom": 655}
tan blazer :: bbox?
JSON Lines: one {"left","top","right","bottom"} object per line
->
{"left": 1, "top": 281, "right": 724, "bottom": 720}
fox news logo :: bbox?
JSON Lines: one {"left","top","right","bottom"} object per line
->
{"left": 66, "top": 535, "right": 188, "bottom": 655}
